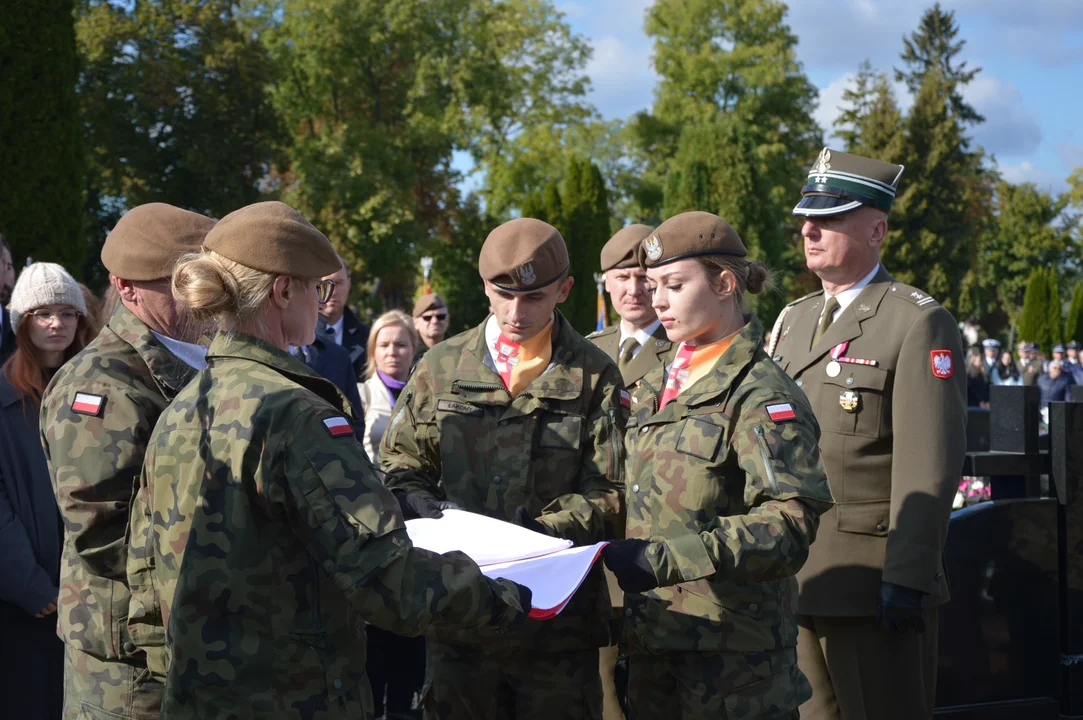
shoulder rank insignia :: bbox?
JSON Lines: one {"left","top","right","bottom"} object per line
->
{"left": 322, "top": 416, "right": 354, "bottom": 437}
{"left": 71, "top": 392, "right": 105, "bottom": 417}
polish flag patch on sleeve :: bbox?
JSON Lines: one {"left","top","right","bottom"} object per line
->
{"left": 619, "top": 389, "right": 631, "bottom": 408}
{"left": 766, "top": 403, "right": 796, "bottom": 422}
{"left": 322, "top": 416, "right": 354, "bottom": 437}
{"left": 71, "top": 392, "right": 105, "bottom": 417}
{"left": 931, "top": 350, "right": 954, "bottom": 379}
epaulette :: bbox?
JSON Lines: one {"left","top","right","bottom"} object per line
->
{"left": 886, "top": 283, "right": 939, "bottom": 308}
{"left": 586, "top": 325, "right": 617, "bottom": 340}
{"left": 785, "top": 290, "right": 821, "bottom": 308}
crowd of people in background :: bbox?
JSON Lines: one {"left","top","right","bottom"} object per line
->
{"left": 963, "top": 334, "right": 1083, "bottom": 413}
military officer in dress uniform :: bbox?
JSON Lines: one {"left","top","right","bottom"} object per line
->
{"left": 1020, "top": 342, "right": 1043, "bottom": 386}
{"left": 586, "top": 224, "right": 676, "bottom": 720}
{"left": 769, "top": 148, "right": 967, "bottom": 720}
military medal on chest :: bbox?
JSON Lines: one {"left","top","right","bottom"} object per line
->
{"left": 826, "top": 340, "right": 879, "bottom": 378}
{"left": 839, "top": 389, "right": 860, "bottom": 413}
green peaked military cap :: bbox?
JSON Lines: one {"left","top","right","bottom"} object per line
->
{"left": 793, "top": 147, "right": 905, "bottom": 217}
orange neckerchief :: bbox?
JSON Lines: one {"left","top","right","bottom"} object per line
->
{"left": 487, "top": 317, "right": 554, "bottom": 396}
{"left": 658, "top": 330, "right": 739, "bottom": 409}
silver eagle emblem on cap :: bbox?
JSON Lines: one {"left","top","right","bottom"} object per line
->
{"left": 813, "top": 148, "right": 831, "bottom": 175}
{"left": 644, "top": 234, "right": 663, "bottom": 261}
{"left": 517, "top": 262, "right": 536, "bottom": 285}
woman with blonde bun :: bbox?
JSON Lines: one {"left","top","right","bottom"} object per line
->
{"left": 125, "top": 201, "right": 531, "bottom": 720}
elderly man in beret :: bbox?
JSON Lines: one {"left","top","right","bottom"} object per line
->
{"left": 383, "top": 217, "right": 628, "bottom": 719}
{"left": 769, "top": 149, "right": 967, "bottom": 720}
{"left": 413, "top": 292, "right": 450, "bottom": 361}
{"left": 40, "top": 203, "right": 215, "bottom": 720}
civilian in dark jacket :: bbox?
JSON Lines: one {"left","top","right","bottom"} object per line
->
{"left": 317, "top": 255, "right": 371, "bottom": 378}
{"left": 1037, "top": 360, "right": 1075, "bottom": 409}
{"left": 291, "top": 335, "right": 365, "bottom": 440}
{"left": 0, "top": 236, "right": 16, "bottom": 365}
{"left": 0, "top": 307, "right": 14, "bottom": 366}
{"left": 0, "top": 262, "right": 92, "bottom": 720}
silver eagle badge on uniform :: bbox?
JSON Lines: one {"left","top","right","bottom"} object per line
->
{"left": 644, "top": 234, "right": 663, "bottom": 261}
{"left": 517, "top": 262, "right": 536, "bottom": 286}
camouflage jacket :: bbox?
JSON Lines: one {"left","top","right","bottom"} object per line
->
{"left": 382, "top": 311, "right": 627, "bottom": 651}
{"left": 128, "top": 332, "right": 526, "bottom": 719}
{"left": 623, "top": 316, "right": 834, "bottom": 655}
{"left": 40, "top": 304, "right": 197, "bottom": 663}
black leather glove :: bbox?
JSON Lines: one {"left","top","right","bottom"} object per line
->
{"left": 391, "top": 489, "right": 459, "bottom": 520}
{"left": 601, "top": 539, "right": 659, "bottom": 594}
{"left": 877, "top": 581, "right": 926, "bottom": 633}
{"left": 514, "top": 506, "right": 551, "bottom": 536}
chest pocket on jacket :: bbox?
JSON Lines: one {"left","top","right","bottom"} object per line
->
{"left": 537, "top": 413, "right": 582, "bottom": 451}
{"left": 675, "top": 417, "right": 725, "bottom": 462}
{"left": 823, "top": 365, "right": 890, "bottom": 438}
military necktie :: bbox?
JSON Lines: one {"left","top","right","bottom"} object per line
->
{"left": 812, "top": 296, "right": 840, "bottom": 348}
{"left": 619, "top": 337, "right": 639, "bottom": 374}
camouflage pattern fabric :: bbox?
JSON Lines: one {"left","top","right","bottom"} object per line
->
{"left": 382, "top": 310, "right": 628, "bottom": 653}
{"left": 621, "top": 316, "right": 833, "bottom": 713}
{"left": 129, "top": 332, "right": 527, "bottom": 719}
{"left": 627, "top": 649, "right": 805, "bottom": 719}
{"left": 421, "top": 641, "right": 602, "bottom": 720}
{"left": 40, "top": 304, "right": 197, "bottom": 719}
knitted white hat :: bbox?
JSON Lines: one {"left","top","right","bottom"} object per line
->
{"left": 9, "top": 262, "right": 87, "bottom": 330}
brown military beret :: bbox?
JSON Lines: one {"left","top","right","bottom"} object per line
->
{"left": 600, "top": 224, "right": 653, "bottom": 272}
{"left": 478, "top": 218, "right": 569, "bottom": 292}
{"left": 101, "top": 203, "right": 216, "bottom": 281}
{"left": 202, "top": 201, "right": 340, "bottom": 279}
{"left": 412, "top": 293, "right": 446, "bottom": 318}
{"left": 640, "top": 211, "right": 747, "bottom": 269}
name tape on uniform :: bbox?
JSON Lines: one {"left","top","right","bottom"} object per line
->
{"left": 71, "top": 392, "right": 105, "bottom": 417}
{"left": 766, "top": 403, "right": 796, "bottom": 422}
{"left": 322, "top": 416, "right": 354, "bottom": 437}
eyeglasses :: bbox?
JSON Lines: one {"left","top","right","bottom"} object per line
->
{"left": 30, "top": 309, "right": 80, "bottom": 324}
{"left": 420, "top": 312, "right": 448, "bottom": 322}
{"left": 316, "top": 279, "right": 336, "bottom": 305}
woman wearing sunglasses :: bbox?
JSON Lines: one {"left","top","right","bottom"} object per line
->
{"left": 126, "top": 201, "right": 531, "bottom": 719}
{"left": 0, "top": 262, "right": 90, "bottom": 719}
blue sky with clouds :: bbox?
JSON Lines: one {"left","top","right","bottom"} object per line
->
{"left": 553, "top": 0, "right": 1083, "bottom": 193}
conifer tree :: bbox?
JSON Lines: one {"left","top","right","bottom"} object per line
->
{"left": 561, "top": 158, "right": 610, "bottom": 334}
{"left": 1019, "top": 269, "right": 1048, "bottom": 347}
{"left": 0, "top": 0, "right": 84, "bottom": 272}
{"left": 1066, "top": 283, "right": 1083, "bottom": 346}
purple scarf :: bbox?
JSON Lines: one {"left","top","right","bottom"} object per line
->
{"left": 377, "top": 369, "right": 408, "bottom": 407}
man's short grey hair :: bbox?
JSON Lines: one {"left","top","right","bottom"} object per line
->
{"left": 1050, "top": 360, "right": 1064, "bottom": 369}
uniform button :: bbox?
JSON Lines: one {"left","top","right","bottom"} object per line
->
{"left": 625, "top": 608, "right": 633, "bottom": 617}
{"left": 846, "top": 377, "right": 855, "bottom": 385}
{"left": 492, "top": 475, "right": 502, "bottom": 484}
{"left": 796, "top": 380, "right": 803, "bottom": 388}
{"left": 123, "top": 641, "right": 136, "bottom": 655}
{"left": 333, "top": 679, "right": 342, "bottom": 690}
{"left": 875, "top": 523, "right": 886, "bottom": 532}
{"left": 748, "top": 603, "right": 759, "bottom": 613}
{"left": 631, "top": 484, "right": 640, "bottom": 493}
{"left": 640, "top": 427, "right": 649, "bottom": 434}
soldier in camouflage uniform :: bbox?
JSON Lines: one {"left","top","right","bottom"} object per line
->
{"left": 602, "top": 212, "right": 834, "bottom": 719}
{"left": 382, "top": 217, "right": 628, "bottom": 719}
{"left": 40, "top": 204, "right": 215, "bottom": 719}
{"left": 126, "top": 202, "right": 530, "bottom": 720}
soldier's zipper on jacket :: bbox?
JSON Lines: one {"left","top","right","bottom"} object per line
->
{"left": 607, "top": 410, "right": 624, "bottom": 483}
{"left": 753, "top": 426, "right": 779, "bottom": 493}
{"left": 309, "top": 558, "right": 324, "bottom": 632}
{"left": 452, "top": 380, "right": 505, "bottom": 393}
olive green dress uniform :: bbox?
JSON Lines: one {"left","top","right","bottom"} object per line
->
{"left": 776, "top": 149, "right": 968, "bottom": 720}
{"left": 1022, "top": 354, "right": 1043, "bottom": 386}
{"left": 617, "top": 213, "right": 834, "bottom": 719}
{"left": 587, "top": 224, "right": 675, "bottom": 720}
{"left": 39, "top": 204, "right": 214, "bottom": 720}
{"left": 382, "top": 218, "right": 627, "bottom": 720}
{"left": 125, "top": 202, "right": 529, "bottom": 720}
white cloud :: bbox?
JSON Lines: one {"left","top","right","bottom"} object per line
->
{"left": 964, "top": 77, "right": 1043, "bottom": 157}
{"left": 998, "top": 161, "right": 1066, "bottom": 193}
{"left": 814, "top": 72, "right": 912, "bottom": 144}
{"left": 584, "top": 35, "right": 657, "bottom": 120}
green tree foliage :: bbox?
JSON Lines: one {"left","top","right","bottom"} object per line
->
{"left": 836, "top": 63, "right": 903, "bottom": 160}
{"left": 0, "top": 0, "right": 84, "bottom": 273}
{"left": 895, "top": 2, "right": 983, "bottom": 127}
{"left": 77, "top": 0, "right": 281, "bottom": 285}
{"left": 961, "top": 182, "right": 1076, "bottom": 334}
{"left": 1066, "top": 283, "right": 1083, "bottom": 346}
{"left": 627, "top": 0, "right": 820, "bottom": 314}
{"left": 425, "top": 194, "right": 495, "bottom": 335}
{"left": 561, "top": 158, "right": 610, "bottom": 334}
{"left": 1019, "top": 268, "right": 1062, "bottom": 354}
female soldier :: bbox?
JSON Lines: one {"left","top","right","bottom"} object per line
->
{"left": 127, "top": 201, "right": 530, "bottom": 720}
{"left": 601, "top": 211, "right": 834, "bottom": 719}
